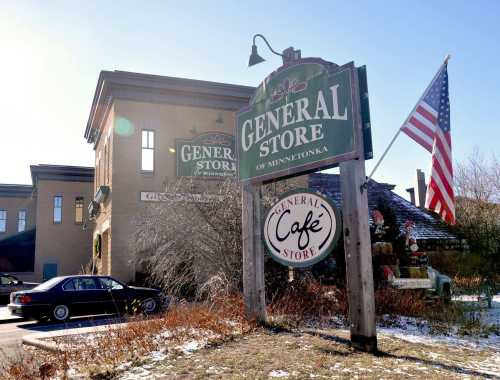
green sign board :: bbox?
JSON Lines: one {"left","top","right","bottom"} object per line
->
{"left": 176, "top": 132, "right": 236, "bottom": 178}
{"left": 237, "top": 59, "right": 365, "bottom": 182}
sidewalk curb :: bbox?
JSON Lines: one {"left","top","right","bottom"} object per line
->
{"left": 0, "top": 317, "right": 26, "bottom": 324}
{"left": 22, "top": 321, "right": 128, "bottom": 353}
{"left": 22, "top": 335, "right": 62, "bottom": 353}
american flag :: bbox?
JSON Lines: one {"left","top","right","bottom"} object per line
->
{"left": 401, "top": 63, "right": 455, "bottom": 224}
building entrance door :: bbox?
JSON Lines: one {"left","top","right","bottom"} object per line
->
{"left": 43, "top": 263, "right": 58, "bottom": 280}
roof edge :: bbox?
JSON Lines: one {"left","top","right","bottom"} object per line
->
{"left": 84, "top": 70, "right": 255, "bottom": 145}
{"left": 30, "top": 164, "right": 94, "bottom": 185}
{"left": 0, "top": 184, "right": 34, "bottom": 198}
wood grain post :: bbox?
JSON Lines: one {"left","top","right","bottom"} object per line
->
{"left": 242, "top": 182, "right": 267, "bottom": 323}
{"left": 340, "top": 158, "right": 377, "bottom": 352}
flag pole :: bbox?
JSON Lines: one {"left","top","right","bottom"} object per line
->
{"left": 363, "top": 54, "right": 451, "bottom": 187}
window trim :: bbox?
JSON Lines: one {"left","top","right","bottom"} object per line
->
{"left": 74, "top": 196, "right": 84, "bottom": 225}
{"left": 98, "top": 276, "right": 125, "bottom": 290}
{"left": 17, "top": 209, "right": 27, "bottom": 232}
{"left": 53, "top": 195, "right": 63, "bottom": 224}
{"left": 62, "top": 277, "right": 100, "bottom": 292}
{"left": 0, "top": 209, "right": 7, "bottom": 233}
{"left": 141, "top": 129, "right": 155, "bottom": 173}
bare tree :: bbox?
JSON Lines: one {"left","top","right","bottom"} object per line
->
{"left": 455, "top": 149, "right": 500, "bottom": 277}
{"left": 130, "top": 178, "right": 292, "bottom": 298}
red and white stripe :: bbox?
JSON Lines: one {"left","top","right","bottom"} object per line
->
{"left": 425, "top": 127, "right": 455, "bottom": 224}
{"left": 401, "top": 101, "right": 455, "bottom": 225}
{"left": 401, "top": 101, "right": 437, "bottom": 153}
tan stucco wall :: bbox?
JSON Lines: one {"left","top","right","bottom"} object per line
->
{"left": 0, "top": 195, "right": 36, "bottom": 239}
{"left": 89, "top": 98, "right": 311, "bottom": 283}
{"left": 99, "top": 100, "right": 238, "bottom": 282}
{"left": 93, "top": 106, "right": 114, "bottom": 275}
{"left": 34, "top": 179, "right": 93, "bottom": 281}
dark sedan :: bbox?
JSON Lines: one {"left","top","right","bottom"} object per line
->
{"left": 8, "top": 275, "right": 162, "bottom": 322}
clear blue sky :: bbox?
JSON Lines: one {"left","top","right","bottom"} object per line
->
{"left": 1, "top": 1, "right": 499, "bottom": 198}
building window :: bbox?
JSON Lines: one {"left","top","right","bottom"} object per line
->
{"left": 141, "top": 130, "right": 155, "bottom": 172}
{"left": 0, "top": 210, "right": 6, "bottom": 232}
{"left": 75, "top": 197, "right": 84, "bottom": 224}
{"left": 53, "top": 196, "right": 62, "bottom": 224}
{"left": 104, "top": 144, "right": 108, "bottom": 184}
{"left": 18, "top": 210, "right": 27, "bottom": 232}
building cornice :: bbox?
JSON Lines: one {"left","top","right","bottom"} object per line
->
{"left": 30, "top": 165, "right": 94, "bottom": 185}
{"left": 0, "top": 184, "right": 34, "bottom": 198}
{"left": 84, "top": 71, "right": 255, "bottom": 145}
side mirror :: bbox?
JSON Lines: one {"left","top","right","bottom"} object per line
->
{"left": 17, "top": 280, "right": 23, "bottom": 285}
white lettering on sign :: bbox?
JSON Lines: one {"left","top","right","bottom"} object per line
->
{"left": 263, "top": 190, "right": 341, "bottom": 268}
{"left": 241, "top": 85, "right": 347, "bottom": 156}
{"left": 140, "top": 192, "right": 225, "bottom": 203}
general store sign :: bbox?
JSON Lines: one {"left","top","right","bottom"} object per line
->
{"left": 263, "top": 190, "right": 341, "bottom": 268}
{"left": 140, "top": 191, "right": 225, "bottom": 203}
{"left": 176, "top": 132, "right": 236, "bottom": 178}
{"left": 237, "top": 59, "right": 362, "bottom": 182}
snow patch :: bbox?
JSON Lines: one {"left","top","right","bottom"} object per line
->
{"left": 178, "top": 340, "right": 205, "bottom": 354}
{"left": 269, "top": 369, "right": 290, "bottom": 377}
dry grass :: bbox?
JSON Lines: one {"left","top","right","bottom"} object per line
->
{"left": 266, "top": 279, "right": 449, "bottom": 329}
{"left": 115, "top": 328, "right": 498, "bottom": 379}
{"left": 375, "top": 288, "right": 428, "bottom": 317}
{"left": 1, "top": 284, "right": 488, "bottom": 379}
{"left": 453, "top": 275, "right": 483, "bottom": 293}
{"left": 0, "top": 294, "right": 254, "bottom": 379}
{"left": 267, "top": 279, "right": 348, "bottom": 328}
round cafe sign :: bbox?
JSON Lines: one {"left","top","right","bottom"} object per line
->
{"left": 263, "top": 189, "right": 341, "bottom": 268}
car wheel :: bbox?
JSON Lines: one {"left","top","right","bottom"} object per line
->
{"left": 141, "top": 298, "right": 158, "bottom": 315}
{"left": 52, "top": 304, "right": 70, "bottom": 322}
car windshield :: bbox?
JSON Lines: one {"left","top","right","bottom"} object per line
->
{"left": 32, "top": 277, "right": 63, "bottom": 291}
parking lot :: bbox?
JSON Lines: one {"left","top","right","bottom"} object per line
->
{"left": 0, "top": 305, "right": 125, "bottom": 357}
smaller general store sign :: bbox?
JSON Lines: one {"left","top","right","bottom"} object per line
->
{"left": 263, "top": 190, "right": 341, "bottom": 268}
{"left": 176, "top": 132, "right": 236, "bottom": 178}
{"left": 140, "top": 191, "right": 225, "bottom": 203}
{"left": 237, "top": 59, "right": 364, "bottom": 182}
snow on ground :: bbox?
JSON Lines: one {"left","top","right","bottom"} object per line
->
{"left": 453, "top": 294, "right": 500, "bottom": 327}
{"left": 177, "top": 340, "right": 205, "bottom": 354}
{"left": 269, "top": 369, "right": 290, "bottom": 378}
{"left": 61, "top": 295, "right": 500, "bottom": 379}
{"left": 379, "top": 317, "right": 500, "bottom": 351}
{"left": 379, "top": 294, "right": 500, "bottom": 351}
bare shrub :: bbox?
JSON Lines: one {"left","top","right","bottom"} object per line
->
{"left": 452, "top": 274, "right": 483, "bottom": 294}
{"left": 131, "top": 178, "right": 293, "bottom": 298}
{"left": 374, "top": 288, "right": 427, "bottom": 317}
{"left": 455, "top": 149, "right": 500, "bottom": 279}
{"left": 0, "top": 297, "right": 252, "bottom": 379}
{"left": 131, "top": 178, "right": 243, "bottom": 297}
{"left": 268, "top": 277, "right": 349, "bottom": 328}
{"left": 0, "top": 350, "right": 42, "bottom": 380}
{"left": 196, "top": 273, "right": 232, "bottom": 302}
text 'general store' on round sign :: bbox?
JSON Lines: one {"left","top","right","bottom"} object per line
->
{"left": 263, "top": 189, "right": 341, "bottom": 268}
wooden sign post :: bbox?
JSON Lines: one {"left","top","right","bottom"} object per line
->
{"left": 242, "top": 182, "right": 266, "bottom": 322}
{"left": 340, "top": 159, "right": 377, "bottom": 352}
{"left": 238, "top": 56, "right": 377, "bottom": 351}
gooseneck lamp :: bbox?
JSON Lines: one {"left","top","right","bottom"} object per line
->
{"left": 248, "top": 34, "right": 301, "bottom": 67}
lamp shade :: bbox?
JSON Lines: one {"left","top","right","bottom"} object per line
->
{"left": 248, "top": 44, "right": 265, "bottom": 67}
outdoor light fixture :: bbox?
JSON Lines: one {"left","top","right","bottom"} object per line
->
{"left": 248, "top": 34, "right": 301, "bottom": 67}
